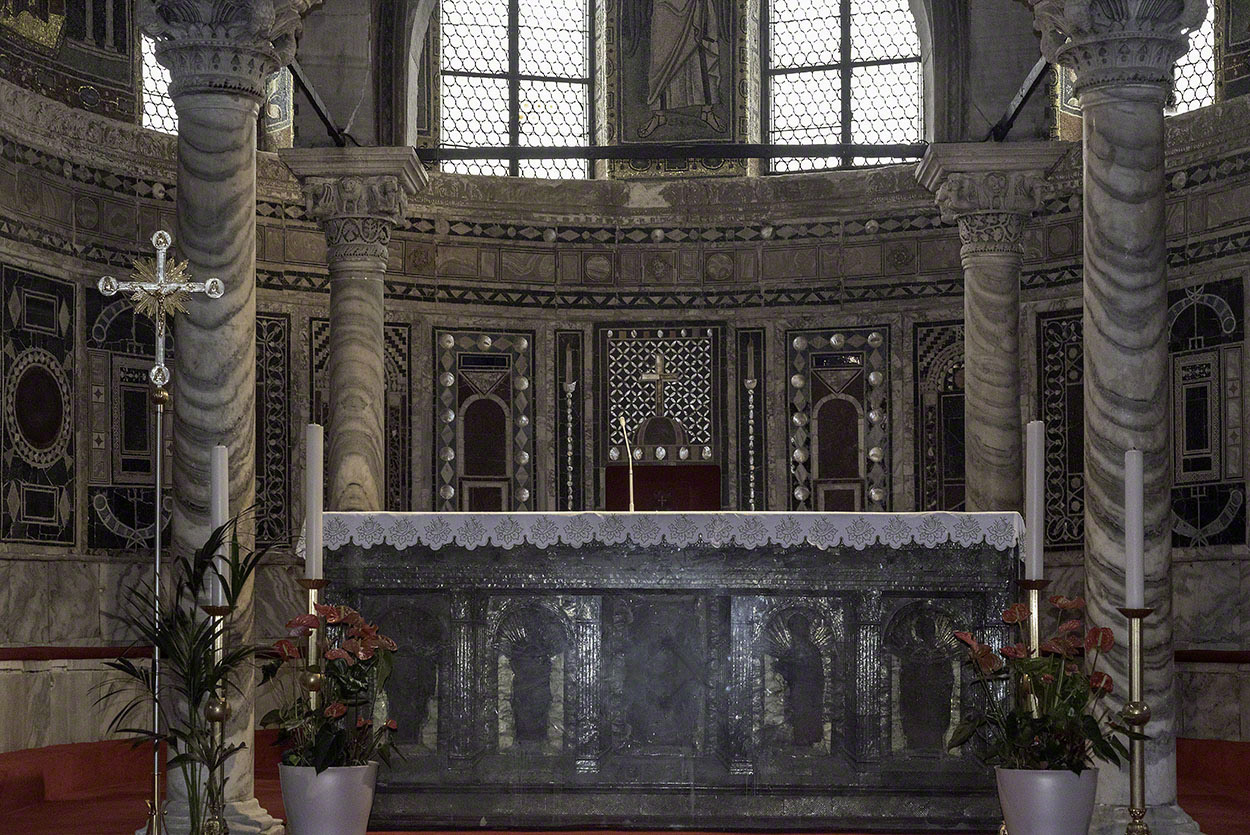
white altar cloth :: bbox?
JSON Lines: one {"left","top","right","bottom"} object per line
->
{"left": 323, "top": 510, "right": 1024, "bottom": 553}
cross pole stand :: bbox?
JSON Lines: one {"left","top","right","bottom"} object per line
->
{"left": 98, "top": 230, "right": 223, "bottom": 834}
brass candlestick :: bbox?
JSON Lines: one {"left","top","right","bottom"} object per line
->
{"left": 1017, "top": 578, "right": 1050, "bottom": 654}
{"left": 1118, "top": 606, "right": 1154, "bottom": 835}
{"left": 298, "top": 578, "right": 328, "bottom": 710}
{"left": 200, "top": 602, "right": 233, "bottom": 835}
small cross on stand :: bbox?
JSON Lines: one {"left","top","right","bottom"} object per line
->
{"left": 639, "top": 353, "right": 681, "bottom": 416}
{"left": 97, "top": 230, "right": 223, "bottom": 835}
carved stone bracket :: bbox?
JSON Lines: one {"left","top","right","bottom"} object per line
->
{"left": 1028, "top": 0, "right": 1208, "bottom": 96}
{"left": 140, "top": 0, "right": 323, "bottom": 100}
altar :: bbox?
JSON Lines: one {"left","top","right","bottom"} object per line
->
{"left": 323, "top": 510, "right": 1023, "bottom": 831}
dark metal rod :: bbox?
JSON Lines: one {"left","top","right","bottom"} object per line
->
{"left": 985, "top": 56, "right": 1050, "bottom": 142}
{"left": 417, "top": 143, "right": 927, "bottom": 161}
{"left": 290, "top": 58, "right": 348, "bottom": 148}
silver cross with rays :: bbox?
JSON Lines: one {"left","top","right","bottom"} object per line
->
{"left": 98, "top": 230, "right": 223, "bottom": 388}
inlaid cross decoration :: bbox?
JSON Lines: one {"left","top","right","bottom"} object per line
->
{"left": 640, "top": 353, "right": 681, "bottom": 415}
{"left": 98, "top": 230, "right": 224, "bottom": 388}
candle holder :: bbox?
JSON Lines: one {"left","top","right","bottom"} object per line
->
{"left": 298, "top": 578, "right": 328, "bottom": 710}
{"left": 200, "top": 601, "right": 233, "bottom": 835}
{"left": 1017, "top": 578, "right": 1050, "bottom": 654}
{"left": 1118, "top": 606, "right": 1154, "bottom": 835}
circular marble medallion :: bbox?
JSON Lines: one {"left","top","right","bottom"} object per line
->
{"left": 439, "top": 333, "right": 455, "bottom": 349}
{"left": 5, "top": 348, "right": 71, "bottom": 469}
{"left": 439, "top": 485, "right": 455, "bottom": 500}
{"left": 867, "top": 447, "right": 885, "bottom": 463}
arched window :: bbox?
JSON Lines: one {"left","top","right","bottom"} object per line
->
{"left": 1169, "top": 3, "right": 1215, "bottom": 115}
{"left": 763, "top": 0, "right": 922, "bottom": 172}
{"left": 439, "top": 0, "right": 591, "bottom": 178}
{"left": 141, "top": 35, "right": 177, "bottom": 134}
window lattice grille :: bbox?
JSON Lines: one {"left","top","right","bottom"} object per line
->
{"left": 765, "top": 0, "right": 922, "bottom": 172}
{"left": 141, "top": 35, "right": 177, "bottom": 135}
{"left": 1170, "top": 4, "right": 1215, "bottom": 116}
{"left": 440, "top": 0, "right": 590, "bottom": 179}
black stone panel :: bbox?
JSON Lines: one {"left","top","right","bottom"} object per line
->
{"left": 913, "top": 321, "right": 965, "bottom": 512}
{"left": 2, "top": 264, "right": 75, "bottom": 545}
{"left": 327, "top": 534, "right": 1014, "bottom": 830}
{"left": 1036, "top": 310, "right": 1084, "bottom": 549}
{"left": 255, "top": 313, "right": 290, "bottom": 546}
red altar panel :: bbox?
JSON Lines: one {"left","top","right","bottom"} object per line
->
{"left": 603, "top": 464, "right": 721, "bottom": 511}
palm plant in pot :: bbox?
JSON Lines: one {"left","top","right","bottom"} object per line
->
{"left": 260, "top": 602, "right": 398, "bottom": 835}
{"left": 947, "top": 595, "right": 1143, "bottom": 835}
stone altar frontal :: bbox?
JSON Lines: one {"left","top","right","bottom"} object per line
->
{"left": 324, "top": 511, "right": 1023, "bottom": 831}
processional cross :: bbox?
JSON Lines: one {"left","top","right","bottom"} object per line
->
{"left": 639, "top": 353, "right": 681, "bottom": 415}
{"left": 97, "top": 230, "right": 223, "bottom": 835}
{"left": 99, "top": 230, "right": 224, "bottom": 387}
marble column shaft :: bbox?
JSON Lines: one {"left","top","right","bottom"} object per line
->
{"left": 1029, "top": 0, "right": 1208, "bottom": 813}
{"left": 306, "top": 178, "right": 406, "bottom": 511}
{"left": 145, "top": 1, "right": 318, "bottom": 831}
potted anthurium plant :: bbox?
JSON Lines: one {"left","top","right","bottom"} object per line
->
{"left": 260, "top": 602, "right": 399, "bottom": 835}
{"left": 947, "top": 595, "right": 1143, "bottom": 835}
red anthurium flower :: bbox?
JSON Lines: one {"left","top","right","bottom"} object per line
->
{"left": 1039, "top": 638, "right": 1067, "bottom": 656}
{"left": 356, "top": 644, "right": 376, "bottom": 661}
{"left": 380, "top": 635, "right": 398, "bottom": 652}
{"left": 953, "top": 631, "right": 977, "bottom": 648}
{"left": 386, "top": 719, "right": 398, "bottom": 731}
{"left": 1000, "top": 643, "right": 1028, "bottom": 659}
{"left": 1089, "top": 671, "right": 1113, "bottom": 694}
{"left": 1040, "top": 673, "right": 1055, "bottom": 685}
{"left": 356, "top": 716, "right": 372, "bottom": 728}
{"left": 342, "top": 607, "right": 366, "bottom": 628}
{"left": 286, "top": 613, "right": 319, "bottom": 630}
{"left": 314, "top": 603, "right": 336, "bottom": 619}
{"left": 1049, "top": 595, "right": 1086, "bottom": 610}
{"left": 324, "top": 702, "right": 347, "bottom": 719}
{"left": 1085, "top": 627, "right": 1114, "bottom": 653}
{"left": 341, "top": 638, "right": 361, "bottom": 655}
{"left": 1065, "top": 661, "right": 1079, "bottom": 674}
{"left": 324, "top": 647, "right": 355, "bottom": 666}
{"left": 273, "top": 639, "right": 300, "bottom": 661}
{"left": 971, "top": 643, "right": 1003, "bottom": 673}
{"left": 1058, "top": 619, "right": 1082, "bottom": 635}
{"left": 1002, "top": 604, "right": 1030, "bottom": 624}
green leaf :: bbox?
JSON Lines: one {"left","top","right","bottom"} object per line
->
{"left": 947, "top": 719, "right": 980, "bottom": 750}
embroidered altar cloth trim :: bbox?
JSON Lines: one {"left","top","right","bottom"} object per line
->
{"left": 323, "top": 511, "right": 1024, "bottom": 552}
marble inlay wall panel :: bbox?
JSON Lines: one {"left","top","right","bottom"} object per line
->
{"left": 85, "top": 292, "right": 171, "bottom": 550}
{"left": 1168, "top": 276, "right": 1246, "bottom": 547}
{"left": 555, "top": 330, "right": 585, "bottom": 511}
{"left": 432, "top": 328, "right": 535, "bottom": 512}
{"left": 255, "top": 313, "right": 291, "bottom": 546}
{"left": 786, "top": 326, "right": 889, "bottom": 512}
{"left": 2, "top": 263, "right": 75, "bottom": 545}
{"left": 311, "top": 317, "right": 413, "bottom": 512}
{"left": 737, "top": 328, "right": 766, "bottom": 511}
{"left": 1035, "top": 309, "right": 1084, "bottom": 550}
{"left": 1219, "top": 1, "right": 1250, "bottom": 100}
{"left": 912, "top": 320, "right": 964, "bottom": 512}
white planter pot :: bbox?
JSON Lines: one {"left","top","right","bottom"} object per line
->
{"left": 279, "top": 762, "right": 378, "bottom": 835}
{"left": 996, "top": 767, "right": 1098, "bottom": 835}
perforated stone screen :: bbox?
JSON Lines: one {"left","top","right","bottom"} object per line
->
{"left": 1170, "top": 4, "right": 1215, "bottom": 116}
{"left": 141, "top": 35, "right": 177, "bottom": 135}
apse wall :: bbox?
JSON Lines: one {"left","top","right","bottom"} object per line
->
{"left": 1, "top": 73, "right": 1249, "bottom": 751}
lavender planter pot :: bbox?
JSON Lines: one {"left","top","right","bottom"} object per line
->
{"left": 280, "top": 762, "right": 378, "bottom": 835}
{"left": 996, "top": 767, "right": 1098, "bottom": 835}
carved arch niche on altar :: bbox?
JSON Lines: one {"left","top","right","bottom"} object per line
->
{"left": 755, "top": 601, "right": 850, "bottom": 761}
{"left": 881, "top": 599, "right": 968, "bottom": 758}
{"left": 487, "top": 599, "right": 573, "bottom": 754}
{"left": 377, "top": 600, "right": 447, "bottom": 752}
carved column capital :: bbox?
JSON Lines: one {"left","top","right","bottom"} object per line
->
{"left": 303, "top": 175, "right": 408, "bottom": 265}
{"left": 934, "top": 172, "right": 1048, "bottom": 254}
{"left": 140, "top": 0, "right": 321, "bottom": 100}
{"left": 1028, "top": 0, "right": 1208, "bottom": 97}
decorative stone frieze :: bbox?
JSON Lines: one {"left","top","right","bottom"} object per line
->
{"left": 140, "top": 0, "right": 321, "bottom": 100}
{"left": 1029, "top": 0, "right": 1208, "bottom": 95}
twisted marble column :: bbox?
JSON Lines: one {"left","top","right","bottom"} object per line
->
{"left": 1030, "top": 1, "right": 1207, "bottom": 826}
{"left": 144, "top": 1, "right": 318, "bottom": 831}
{"left": 282, "top": 148, "right": 426, "bottom": 511}
{"left": 917, "top": 145, "right": 1064, "bottom": 513}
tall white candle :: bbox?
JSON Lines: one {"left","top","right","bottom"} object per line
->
{"left": 305, "top": 424, "right": 324, "bottom": 581}
{"left": 209, "top": 445, "right": 229, "bottom": 608}
{"left": 1025, "top": 420, "right": 1045, "bottom": 580}
{"left": 1124, "top": 448, "right": 1145, "bottom": 609}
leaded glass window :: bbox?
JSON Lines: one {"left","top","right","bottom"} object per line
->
{"left": 1169, "top": 3, "right": 1215, "bottom": 115}
{"left": 764, "top": 0, "right": 922, "bottom": 172}
{"left": 439, "top": 0, "right": 591, "bottom": 178}
{"left": 141, "top": 35, "right": 177, "bottom": 134}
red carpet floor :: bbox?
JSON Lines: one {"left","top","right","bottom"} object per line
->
{"left": 1, "top": 735, "right": 1244, "bottom": 834}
